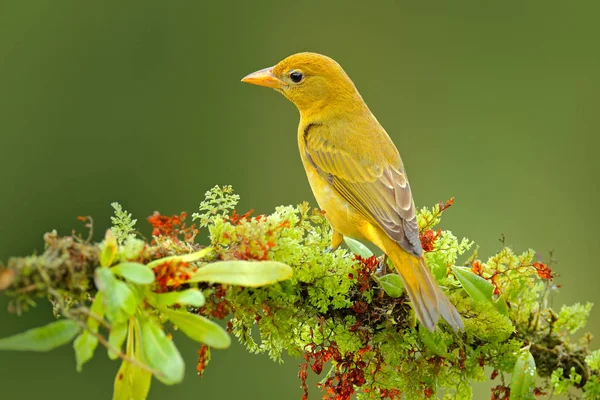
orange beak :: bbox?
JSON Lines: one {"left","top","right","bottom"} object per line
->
{"left": 241, "top": 66, "right": 283, "bottom": 89}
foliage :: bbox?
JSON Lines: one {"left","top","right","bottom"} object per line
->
{"left": 110, "top": 202, "right": 138, "bottom": 245}
{"left": 555, "top": 303, "right": 594, "bottom": 335}
{"left": 0, "top": 186, "right": 598, "bottom": 400}
{"left": 192, "top": 185, "right": 240, "bottom": 228}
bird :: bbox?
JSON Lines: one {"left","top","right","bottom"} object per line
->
{"left": 241, "top": 52, "right": 463, "bottom": 331}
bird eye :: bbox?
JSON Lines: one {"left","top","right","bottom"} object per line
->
{"left": 289, "top": 71, "right": 304, "bottom": 83}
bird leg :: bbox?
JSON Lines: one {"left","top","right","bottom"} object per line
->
{"left": 325, "top": 230, "right": 344, "bottom": 253}
{"left": 376, "top": 254, "right": 389, "bottom": 276}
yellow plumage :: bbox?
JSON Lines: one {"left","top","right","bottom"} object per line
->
{"left": 242, "top": 52, "right": 463, "bottom": 331}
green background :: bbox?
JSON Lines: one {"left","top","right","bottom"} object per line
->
{"left": 1, "top": 1, "right": 598, "bottom": 399}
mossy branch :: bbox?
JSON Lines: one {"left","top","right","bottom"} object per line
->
{"left": 0, "top": 186, "right": 598, "bottom": 400}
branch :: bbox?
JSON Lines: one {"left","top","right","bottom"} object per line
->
{"left": 0, "top": 186, "right": 598, "bottom": 400}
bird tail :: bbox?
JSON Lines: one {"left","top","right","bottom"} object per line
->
{"left": 389, "top": 247, "right": 464, "bottom": 331}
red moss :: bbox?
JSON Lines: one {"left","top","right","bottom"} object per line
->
{"left": 199, "top": 285, "right": 231, "bottom": 320}
{"left": 152, "top": 260, "right": 194, "bottom": 293}
{"left": 471, "top": 260, "right": 484, "bottom": 276}
{"left": 420, "top": 229, "right": 441, "bottom": 252}
{"left": 353, "top": 255, "right": 378, "bottom": 293}
{"left": 352, "top": 301, "right": 368, "bottom": 314}
{"left": 196, "top": 345, "right": 210, "bottom": 378}
{"left": 299, "top": 340, "right": 382, "bottom": 400}
{"left": 490, "top": 385, "right": 510, "bottom": 400}
{"left": 438, "top": 198, "right": 454, "bottom": 212}
{"left": 225, "top": 209, "right": 256, "bottom": 225}
{"left": 147, "top": 211, "right": 198, "bottom": 243}
{"left": 379, "top": 389, "right": 402, "bottom": 399}
{"left": 532, "top": 262, "right": 552, "bottom": 280}
{"left": 424, "top": 387, "right": 434, "bottom": 398}
{"left": 299, "top": 360, "right": 309, "bottom": 400}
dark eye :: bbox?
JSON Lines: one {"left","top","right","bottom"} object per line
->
{"left": 289, "top": 71, "right": 304, "bottom": 83}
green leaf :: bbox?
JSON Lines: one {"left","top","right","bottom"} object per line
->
{"left": 0, "top": 319, "right": 80, "bottom": 352}
{"left": 88, "top": 292, "right": 106, "bottom": 332}
{"left": 95, "top": 267, "right": 139, "bottom": 323}
{"left": 452, "top": 266, "right": 493, "bottom": 302}
{"left": 73, "top": 292, "right": 106, "bottom": 371}
{"left": 510, "top": 348, "right": 536, "bottom": 400}
{"left": 155, "top": 289, "right": 205, "bottom": 307}
{"left": 146, "top": 247, "right": 215, "bottom": 270}
{"left": 108, "top": 322, "right": 128, "bottom": 360}
{"left": 451, "top": 266, "right": 508, "bottom": 315}
{"left": 418, "top": 325, "right": 448, "bottom": 356}
{"left": 343, "top": 237, "right": 373, "bottom": 258}
{"left": 112, "top": 262, "right": 155, "bottom": 285}
{"left": 113, "top": 320, "right": 151, "bottom": 400}
{"left": 162, "top": 308, "right": 231, "bottom": 349}
{"left": 376, "top": 274, "right": 404, "bottom": 298}
{"left": 495, "top": 296, "right": 509, "bottom": 316}
{"left": 101, "top": 229, "right": 119, "bottom": 267}
{"left": 140, "top": 318, "right": 184, "bottom": 385}
{"left": 74, "top": 331, "right": 98, "bottom": 372}
{"left": 188, "top": 260, "right": 293, "bottom": 287}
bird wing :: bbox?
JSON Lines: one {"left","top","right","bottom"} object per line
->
{"left": 303, "top": 124, "right": 423, "bottom": 257}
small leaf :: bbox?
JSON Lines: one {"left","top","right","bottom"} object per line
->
{"left": 74, "top": 331, "right": 98, "bottom": 372}
{"left": 156, "top": 289, "right": 205, "bottom": 307}
{"left": 95, "top": 268, "right": 139, "bottom": 323}
{"left": 376, "top": 274, "right": 404, "bottom": 298}
{"left": 113, "top": 319, "right": 151, "bottom": 400}
{"left": 452, "top": 266, "right": 494, "bottom": 302}
{"left": 0, "top": 319, "right": 80, "bottom": 352}
{"left": 101, "top": 229, "right": 119, "bottom": 267}
{"left": 88, "top": 292, "right": 106, "bottom": 332}
{"left": 112, "top": 263, "right": 155, "bottom": 285}
{"left": 343, "top": 237, "right": 373, "bottom": 258}
{"left": 510, "top": 348, "right": 536, "bottom": 400}
{"left": 188, "top": 260, "right": 292, "bottom": 287}
{"left": 140, "top": 318, "right": 185, "bottom": 385}
{"left": 495, "top": 296, "right": 509, "bottom": 316}
{"left": 162, "top": 308, "right": 231, "bottom": 349}
{"left": 108, "top": 322, "right": 128, "bottom": 360}
{"left": 452, "top": 266, "right": 508, "bottom": 315}
{"left": 418, "top": 325, "right": 448, "bottom": 356}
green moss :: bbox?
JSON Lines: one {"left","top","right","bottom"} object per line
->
{"left": 555, "top": 303, "right": 594, "bottom": 335}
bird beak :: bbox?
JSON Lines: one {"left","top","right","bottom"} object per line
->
{"left": 241, "top": 66, "right": 283, "bottom": 89}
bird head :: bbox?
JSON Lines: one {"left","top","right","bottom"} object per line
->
{"left": 241, "top": 52, "right": 362, "bottom": 116}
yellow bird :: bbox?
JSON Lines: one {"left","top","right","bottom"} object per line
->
{"left": 242, "top": 52, "right": 463, "bottom": 331}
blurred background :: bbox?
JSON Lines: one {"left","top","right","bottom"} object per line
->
{"left": 0, "top": 1, "right": 598, "bottom": 398}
